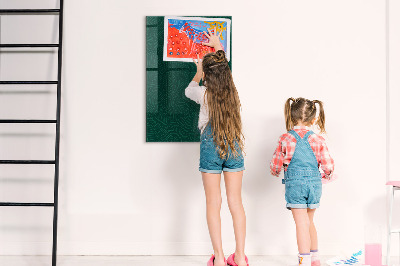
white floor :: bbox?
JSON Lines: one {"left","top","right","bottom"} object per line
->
{"left": 0, "top": 255, "right": 397, "bottom": 266}
{"left": 0, "top": 255, "right": 333, "bottom": 266}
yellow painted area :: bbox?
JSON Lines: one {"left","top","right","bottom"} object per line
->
{"left": 204, "top": 21, "right": 226, "bottom": 40}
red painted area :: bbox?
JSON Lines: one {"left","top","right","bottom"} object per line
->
{"left": 167, "top": 25, "right": 214, "bottom": 59}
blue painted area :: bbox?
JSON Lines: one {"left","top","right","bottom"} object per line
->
{"left": 168, "top": 18, "right": 228, "bottom": 48}
{"left": 168, "top": 19, "right": 187, "bottom": 29}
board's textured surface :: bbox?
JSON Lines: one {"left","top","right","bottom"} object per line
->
{"left": 146, "top": 16, "right": 232, "bottom": 142}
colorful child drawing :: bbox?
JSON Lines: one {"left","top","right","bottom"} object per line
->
{"left": 163, "top": 16, "right": 231, "bottom": 62}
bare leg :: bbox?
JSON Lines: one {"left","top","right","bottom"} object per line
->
{"left": 291, "top": 208, "right": 311, "bottom": 254}
{"left": 202, "top": 172, "right": 225, "bottom": 266}
{"left": 307, "top": 209, "right": 318, "bottom": 251}
{"left": 224, "top": 171, "right": 247, "bottom": 266}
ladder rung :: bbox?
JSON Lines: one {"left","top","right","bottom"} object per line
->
{"left": 0, "top": 44, "right": 59, "bottom": 48}
{"left": 0, "top": 81, "right": 58, "bottom": 84}
{"left": 0, "top": 119, "right": 56, "bottom": 123}
{"left": 0, "top": 160, "right": 55, "bottom": 164}
{"left": 0, "top": 9, "right": 60, "bottom": 14}
{"left": 0, "top": 202, "right": 54, "bottom": 207}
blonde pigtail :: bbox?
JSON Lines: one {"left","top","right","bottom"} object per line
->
{"left": 313, "top": 100, "right": 326, "bottom": 133}
{"left": 285, "top": 98, "right": 295, "bottom": 131}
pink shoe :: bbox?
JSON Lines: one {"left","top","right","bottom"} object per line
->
{"left": 227, "top": 253, "right": 249, "bottom": 266}
{"left": 207, "top": 254, "right": 227, "bottom": 266}
{"left": 311, "top": 260, "right": 321, "bottom": 266}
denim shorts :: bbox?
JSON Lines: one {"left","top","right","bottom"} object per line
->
{"left": 285, "top": 178, "right": 322, "bottom": 209}
{"left": 199, "top": 127, "right": 245, "bottom": 174}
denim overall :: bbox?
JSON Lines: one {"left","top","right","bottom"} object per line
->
{"left": 283, "top": 130, "right": 322, "bottom": 210}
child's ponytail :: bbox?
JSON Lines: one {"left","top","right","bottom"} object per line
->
{"left": 313, "top": 100, "right": 326, "bottom": 133}
{"left": 285, "top": 98, "right": 295, "bottom": 131}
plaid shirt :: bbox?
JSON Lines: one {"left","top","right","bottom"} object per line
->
{"left": 270, "top": 126, "right": 334, "bottom": 179}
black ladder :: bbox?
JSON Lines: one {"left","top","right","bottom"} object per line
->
{"left": 0, "top": 2, "right": 63, "bottom": 266}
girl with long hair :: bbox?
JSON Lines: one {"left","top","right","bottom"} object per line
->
{"left": 185, "top": 29, "right": 248, "bottom": 266}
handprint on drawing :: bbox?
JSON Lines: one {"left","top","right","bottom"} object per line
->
{"left": 163, "top": 16, "right": 231, "bottom": 62}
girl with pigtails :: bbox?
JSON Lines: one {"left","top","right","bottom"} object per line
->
{"left": 270, "top": 98, "right": 335, "bottom": 266}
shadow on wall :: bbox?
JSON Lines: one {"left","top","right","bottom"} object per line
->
{"left": 163, "top": 142, "right": 204, "bottom": 253}
{"left": 157, "top": 114, "right": 293, "bottom": 255}
{"left": 364, "top": 194, "right": 387, "bottom": 245}
{"left": 158, "top": 114, "right": 291, "bottom": 254}
{"left": 365, "top": 195, "right": 386, "bottom": 227}
{"left": 242, "top": 114, "right": 292, "bottom": 254}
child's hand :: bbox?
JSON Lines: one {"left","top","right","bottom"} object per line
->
{"left": 321, "top": 173, "right": 338, "bottom": 184}
{"left": 193, "top": 54, "right": 202, "bottom": 74}
{"left": 270, "top": 169, "right": 278, "bottom": 177}
{"left": 202, "top": 28, "right": 223, "bottom": 51}
{"left": 192, "top": 54, "right": 203, "bottom": 83}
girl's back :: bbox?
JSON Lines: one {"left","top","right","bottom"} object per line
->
{"left": 270, "top": 126, "right": 334, "bottom": 179}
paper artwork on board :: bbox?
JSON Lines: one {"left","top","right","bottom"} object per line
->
{"left": 163, "top": 16, "right": 231, "bottom": 62}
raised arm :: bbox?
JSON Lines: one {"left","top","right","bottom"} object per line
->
{"left": 185, "top": 80, "right": 206, "bottom": 104}
{"left": 192, "top": 54, "right": 202, "bottom": 83}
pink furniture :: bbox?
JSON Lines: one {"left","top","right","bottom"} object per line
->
{"left": 365, "top": 243, "right": 382, "bottom": 266}
{"left": 386, "top": 181, "right": 400, "bottom": 265}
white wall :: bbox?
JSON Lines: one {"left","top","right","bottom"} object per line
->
{"left": 388, "top": 0, "right": 400, "bottom": 258}
{"left": 0, "top": 0, "right": 389, "bottom": 257}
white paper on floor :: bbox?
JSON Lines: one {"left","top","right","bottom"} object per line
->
{"left": 326, "top": 249, "right": 364, "bottom": 266}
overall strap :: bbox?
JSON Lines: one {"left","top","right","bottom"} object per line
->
{"left": 288, "top": 130, "right": 301, "bottom": 141}
{"left": 303, "top": 130, "right": 314, "bottom": 140}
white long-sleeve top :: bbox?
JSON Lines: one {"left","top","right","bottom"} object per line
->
{"left": 185, "top": 81, "right": 209, "bottom": 132}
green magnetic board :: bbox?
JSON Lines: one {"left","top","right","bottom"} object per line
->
{"left": 146, "top": 16, "right": 232, "bottom": 142}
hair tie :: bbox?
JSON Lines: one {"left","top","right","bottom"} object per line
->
{"left": 208, "top": 63, "right": 227, "bottom": 68}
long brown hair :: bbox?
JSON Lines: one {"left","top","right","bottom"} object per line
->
{"left": 202, "top": 50, "right": 244, "bottom": 158}
{"left": 284, "top": 97, "right": 326, "bottom": 133}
